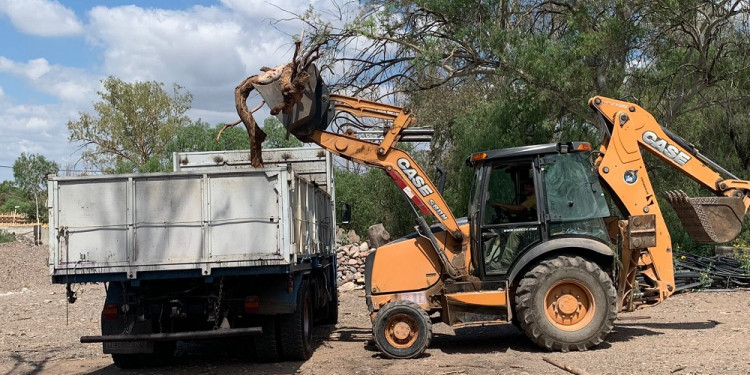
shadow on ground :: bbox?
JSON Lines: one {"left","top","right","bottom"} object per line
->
{"left": 79, "top": 323, "right": 339, "bottom": 375}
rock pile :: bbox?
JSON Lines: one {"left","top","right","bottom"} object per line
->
{"left": 336, "top": 241, "right": 371, "bottom": 291}
{"left": 335, "top": 225, "right": 390, "bottom": 292}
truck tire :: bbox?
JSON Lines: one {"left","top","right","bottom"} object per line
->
{"left": 372, "top": 300, "right": 432, "bottom": 359}
{"left": 254, "top": 315, "right": 281, "bottom": 362}
{"left": 280, "top": 280, "right": 314, "bottom": 360}
{"left": 320, "top": 286, "right": 339, "bottom": 325}
{"left": 515, "top": 255, "right": 616, "bottom": 352}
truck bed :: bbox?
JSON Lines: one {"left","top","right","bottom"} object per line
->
{"left": 49, "top": 148, "right": 334, "bottom": 283}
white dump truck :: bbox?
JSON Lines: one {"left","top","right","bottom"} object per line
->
{"left": 48, "top": 147, "right": 338, "bottom": 368}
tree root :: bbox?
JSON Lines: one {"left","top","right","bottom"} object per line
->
{"left": 222, "top": 39, "right": 320, "bottom": 167}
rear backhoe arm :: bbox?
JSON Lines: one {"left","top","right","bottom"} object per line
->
{"left": 589, "top": 96, "right": 750, "bottom": 308}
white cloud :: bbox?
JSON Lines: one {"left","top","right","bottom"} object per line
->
{"left": 0, "top": 0, "right": 83, "bottom": 37}
{"left": 0, "top": 100, "right": 79, "bottom": 180}
{"left": 0, "top": 55, "right": 95, "bottom": 180}
{"left": 0, "top": 1, "right": 352, "bottom": 181}
{"left": 0, "top": 57, "right": 52, "bottom": 80}
{"left": 220, "top": 0, "right": 316, "bottom": 22}
{"left": 0, "top": 56, "right": 97, "bottom": 105}
{"left": 86, "top": 4, "right": 301, "bottom": 126}
{"left": 88, "top": 5, "right": 284, "bottom": 83}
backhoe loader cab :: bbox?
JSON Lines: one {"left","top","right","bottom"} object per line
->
{"left": 364, "top": 141, "right": 620, "bottom": 358}
{"left": 467, "top": 142, "right": 614, "bottom": 279}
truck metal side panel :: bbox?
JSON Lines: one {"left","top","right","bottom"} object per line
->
{"left": 49, "top": 164, "right": 333, "bottom": 282}
{"left": 173, "top": 147, "right": 333, "bottom": 194}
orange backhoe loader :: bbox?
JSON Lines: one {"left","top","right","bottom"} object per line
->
{"left": 254, "top": 66, "right": 750, "bottom": 358}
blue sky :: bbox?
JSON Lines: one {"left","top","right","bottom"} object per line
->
{"left": 0, "top": 0, "right": 335, "bottom": 181}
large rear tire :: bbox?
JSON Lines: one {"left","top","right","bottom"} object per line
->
{"left": 515, "top": 255, "right": 616, "bottom": 352}
{"left": 254, "top": 315, "right": 281, "bottom": 362}
{"left": 320, "top": 285, "right": 339, "bottom": 325}
{"left": 280, "top": 280, "right": 314, "bottom": 360}
{"left": 372, "top": 300, "right": 432, "bottom": 359}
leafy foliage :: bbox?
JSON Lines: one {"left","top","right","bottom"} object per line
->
{"left": 13, "top": 153, "right": 58, "bottom": 196}
{"left": 262, "top": 117, "right": 303, "bottom": 149}
{"left": 334, "top": 166, "right": 416, "bottom": 238}
{"left": 0, "top": 229, "right": 14, "bottom": 244}
{"left": 67, "top": 76, "right": 193, "bottom": 173}
{"left": 0, "top": 186, "right": 32, "bottom": 224}
{"left": 0, "top": 181, "right": 27, "bottom": 214}
{"left": 167, "top": 119, "right": 250, "bottom": 154}
{"left": 301, "top": 0, "right": 750, "bottom": 253}
{"left": 12, "top": 153, "right": 59, "bottom": 223}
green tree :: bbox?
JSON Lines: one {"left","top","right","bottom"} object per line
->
{"left": 0, "top": 180, "right": 30, "bottom": 221}
{"left": 12, "top": 153, "right": 59, "bottom": 224}
{"left": 262, "top": 117, "right": 303, "bottom": 149}
{"left": 67, "top": 76, "right": 193, "bottom": 173}
{"left": 301, "top": 0, "right": 750, "bottom": 252}
{"left": 334, "top": 167, "right": 415, "bottom": 238}
{"left": 167, "top": 119, "right": 250, "bottom": 154}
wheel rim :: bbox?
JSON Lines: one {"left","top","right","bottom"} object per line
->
{"left": 544, "top": 278, "right": 595, "bottom": 331}
{"left": 384, "top": 313, "right": 419, "bottom": 349}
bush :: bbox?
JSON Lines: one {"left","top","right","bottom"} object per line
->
{"left": 0, "top": 229, "right": 15, "bottom": 244}
{"left": 335, "top": 167, "right": 415, "bottom": 238}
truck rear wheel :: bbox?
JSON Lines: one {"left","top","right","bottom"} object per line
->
{"left": 254, "top": 315, "right": 281, "bottom": 362}
{"left": 372, "top": 300, "right": 432, "bottom": 359}
{"left": 320, "top": 286, "right": 339, "bottom": 325}
{"left": 280, "top": 280, "right": 314, "bottom": 360}
{"left": 515, "top": 255, "right": 616, "bottom": 352}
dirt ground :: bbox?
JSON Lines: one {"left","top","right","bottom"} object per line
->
{"left": 2, "top": 240, "right": 750, "bottom": 375}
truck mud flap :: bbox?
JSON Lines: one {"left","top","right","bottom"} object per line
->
{"left": 665, "top": 190, "right": 746, "bottom": 243}
{"left": 82, "top": 327, "right": 262, "bottom": 344}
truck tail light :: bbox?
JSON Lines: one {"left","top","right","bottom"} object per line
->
{"left": 102, "top": 303, "right": 119, "bottom": 320}
{"left": 244, "top": 296, "right": 260, "bottom": 313}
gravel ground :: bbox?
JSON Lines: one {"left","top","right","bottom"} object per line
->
{"left": 2, "top": 240, "right": 750, "bottom": 375}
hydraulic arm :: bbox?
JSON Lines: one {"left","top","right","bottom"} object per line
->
{"left": 253, "top": 65, "right": 471, "bottom": 280}
{"left": 589, "top": 96, "right": 750, "bottom": 307}
{"left": 305, "top": 95, "right": 470, "bottom": 279}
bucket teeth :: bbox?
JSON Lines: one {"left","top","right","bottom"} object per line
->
{"left": 664, "top": 190, "right": 689, "bottom": 205}
{"left": 663, "top": 190, "right": 745, "bottom": 243}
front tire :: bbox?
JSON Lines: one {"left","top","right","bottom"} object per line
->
{"left": 372, "top": 300, "right": 432, "bottom": 359}
{"left": 515, "top": 255, "right": 616, "bottom": 352}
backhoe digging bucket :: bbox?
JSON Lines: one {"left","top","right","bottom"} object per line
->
{"left": 664, "top": 190, "right": 746, "bottom": 243}
{"left": 254, "top": 64, "right": 332, "bottom": 139}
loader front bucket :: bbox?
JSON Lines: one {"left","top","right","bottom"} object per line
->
{"left": 254, "top": 63, "right": 332, "bottom": 139}
{"left": 664, "top": 190, "right": 747, "bottom": 243}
